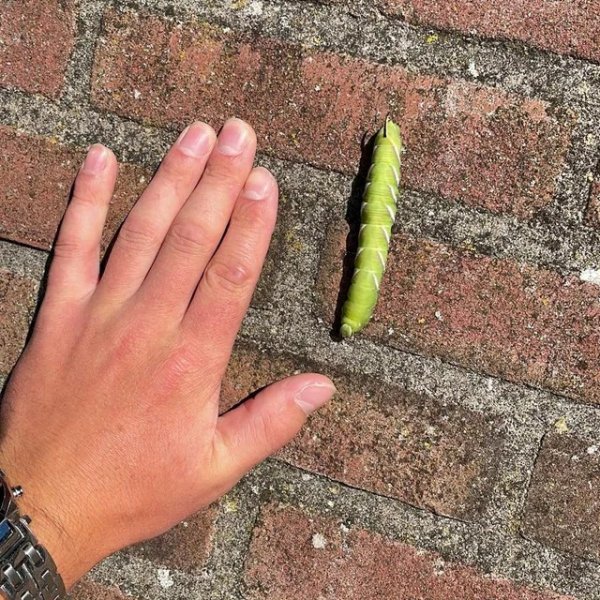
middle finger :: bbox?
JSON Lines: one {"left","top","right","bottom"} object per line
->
{"left": 136, "top": 118, "right": 257, "bottom": 318}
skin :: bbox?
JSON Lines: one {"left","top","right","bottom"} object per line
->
{"left": 0, "top": 119, "right": 335, "bottom": 589}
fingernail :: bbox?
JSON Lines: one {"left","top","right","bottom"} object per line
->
{"left": 295, "top": 382, "right": 336, "bottom": 415}
{"left": 177, "top": 122, "right": 212, "bottom": 157}
{"left": 244, "top": 169, "right": 272, "bottom": 200}
{"left": 217, "top": 119, "right": 250, "bottom": 156}
{"left": 82, "top": 145, "right": 108, "bottom": 174}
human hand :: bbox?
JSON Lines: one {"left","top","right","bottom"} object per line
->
{"left": 0, "top": 119, "right": 335, "bottom": 588}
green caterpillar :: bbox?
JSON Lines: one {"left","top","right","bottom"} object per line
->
{"left": 340, "top": 117, "right": 403, "bottom": 338}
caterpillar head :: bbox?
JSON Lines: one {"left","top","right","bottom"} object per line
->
{"left": 340, "top": 317, "right": 364, "bottom": 338}
{"left": 340, "top": 323, "right": 355, "bottom": 338}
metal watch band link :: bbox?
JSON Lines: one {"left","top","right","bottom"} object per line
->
{"left": 0, "top": 518, "right": 65, "bottom": 600}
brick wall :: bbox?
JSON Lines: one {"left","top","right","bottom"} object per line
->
{"left": 2, "top": 0, "right": 600, "bottom": 599}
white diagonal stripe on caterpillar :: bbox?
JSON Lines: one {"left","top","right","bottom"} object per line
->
{"left": 381, "top": 226, "right": 391, "bottom": 244}
{"left": 371, "top": 271, "right": 381, "bottom": 291}
{"left": 390, "top": 138, "right": 401, "bottom": 163}
{"left": 385, "top": 203, "right": 396, "bottom": 221}
{"left": 351, "top": 268, "right": 362, "bottom": 282}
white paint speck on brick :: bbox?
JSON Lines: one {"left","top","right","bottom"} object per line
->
{"left": 468, "top": 60, "right": 479, "bottom": 78}
{"left": 157, "top": 569, "right": 174, "bottom": 589}
{"left": 245, "top": 1, "right": 264, "bottom": 16}
{"left": 580, "top": 268, "right": 600, "bottom": 286}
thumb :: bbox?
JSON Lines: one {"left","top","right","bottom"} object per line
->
{"left": 215, "top": 373, "right": 335, "bottom": 480}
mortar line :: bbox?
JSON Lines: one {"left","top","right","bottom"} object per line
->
{"left": 61, "top": 0, "right": 112, "bottom": 108}
{"left": 375, "top": 4, "right": 600, "bottom": 71}
{"left": 517, "top": 429, "right": 548, "bottom": 531}
{"left": 239, "top": 311, "right": 600, "bottom": 438}
{"left": 270, "top": 458, "right": 475, "bottom": 527}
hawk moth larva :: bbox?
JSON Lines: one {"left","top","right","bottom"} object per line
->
{"left": 340, "top": 117, "right": 403, "bottom": 338}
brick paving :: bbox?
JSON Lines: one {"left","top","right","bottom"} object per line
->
{"left": 2, "top": 1, "right": 600, "bottom": 599}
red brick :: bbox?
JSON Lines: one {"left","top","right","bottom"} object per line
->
{"left": 0, "top": 126, "right": 148, "bottom": 251}
{"left": 91, "top": 9, "right": 572, "bottom": 219}
{"left": 0, "top": 0, "right": 76, "bottom": 98}
{"left": 70, "top": 580, "right": 134, "bottom": 600}
{"left": 523, "top": 433, "right": 600, "bottom": 561}
{"left": 380, "top": 0, "right": 600, "bottom": 63}
{"left": 318, "top": 225, "right": 600, "bottom": 404}
{"left": 223, "top": 345, "right": 507, "bottom": 522}
{"left": 0, "top": 270, "right": 37, "bottom": 375}
{"left": 125, "top": 507, "right": 217, "bottom": 571}
{"left": 244, "top": 503, "right": 572, "bottom": 599}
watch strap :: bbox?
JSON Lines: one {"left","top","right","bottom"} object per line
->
{"left": 0, "top": 475, "right": 66, "bottom": 600}
{"left": 0, "top": 516, "right": 65, "bottom": 600}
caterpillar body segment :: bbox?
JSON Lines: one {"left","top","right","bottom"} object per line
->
{"left": 340, "top": 117, "right": 402, "bottom": 339}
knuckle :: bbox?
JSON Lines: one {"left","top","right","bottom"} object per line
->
{"left": 53, "top": 236, "right": 83, "bottom": 259}
{"left": 108, "top": 322, "right": 149, "bottom": 363}
{"left": 168, "top": 220, "right": 216, "bottom": 256}
{"left": 70, "top": 187, "right": 100, "bottom": 209}
{"left": 232, "top": 198, "right": 272, "bottom": 231}
{"left": 246, "top": 403, "right": 279, "bottom": 456}
{"left": 118, "top": 218, "right": 160, "bottom": 253}
{"left": 204, "top": 259, "right": 254, "bottom": 295}
{"left": 202, "top": 160, "right": 244, "bottom": 192}
{"left": 164, "top": 346, "right": 199, "bottom": 380}
{"left": 157, "top": 344, "right": 209, "bottom": 396}
{"left": 158, "top": 151, "right": 191, "bottom": 185}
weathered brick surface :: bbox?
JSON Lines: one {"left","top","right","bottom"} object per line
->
{"left": 244, "top": 503, "right": 571, "bottom": 599}
{"left": 586, "top": 171, "right": 600, "bottom": 228}
{"left": 523, "top": 433, "right": 600, "bottom": 561}
{"left": 318, "top": 224, "right": 600, "bottom": 404}
{"left": 70, "top": 579, "right": 133, "bottom": 600}
{"left": 0, "top": 127, "right": 148, "bottom": 251}
{"left": 125, "top": 507, "right": 217, "bottom": 571}
{"left": 223, "top": 344, "right": 508, "bottom": 522}
{"left": 0, "top": 0, "right": 76, "bottom": 98}
{"left": 92, "top": 9, "right": 572, "bottom": 219}
{"left": 0, "top": 270, "right": 37, "bottom": 376}
{"left": 380, "top": 0, "right": 600, "bottom": 64}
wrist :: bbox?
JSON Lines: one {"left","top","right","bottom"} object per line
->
{"left": 16, "top": 491, "right": 83, "bottom": 589}
{"left": 0, "top": 446, "right": 93, "bottom": 590}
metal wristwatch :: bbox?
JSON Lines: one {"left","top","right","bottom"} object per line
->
{"left": 0, "top": 470, "right": 66, "bottom": 600}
